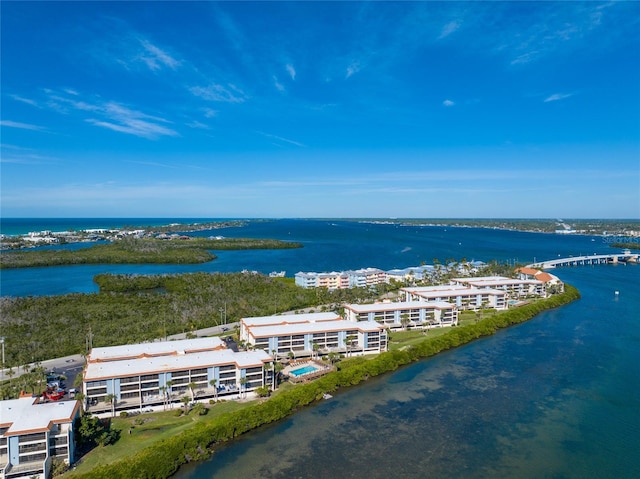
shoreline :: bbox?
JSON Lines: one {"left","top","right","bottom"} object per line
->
{"left": 68, "top": 285, "right": 581, "bottom": 479}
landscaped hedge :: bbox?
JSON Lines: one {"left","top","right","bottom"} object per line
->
{"left": 71, "top": 285, "right": 580, "bottom": 479}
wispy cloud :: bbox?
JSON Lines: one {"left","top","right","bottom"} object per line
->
{"left": 442, "top": 100, "right": 455, "bottom": 107}
{"left": 273, "top": 76, "right": 285, "bottom": 92}
{"left": 10, "top": 95, "right": 39, "bottom": 107}
{"left": 544, "top": 92, "right": 574, "bottom": 103}
{"left": 439, "top": 20, "right": 461, "bottom": 39}
{"left": 286, "top": 64, "right": 296, "bottom": 80}
{"left": 185, "top": 120, "right": 210, "bottom": 130}
{"left": 202, "top": 108, "right": 218, "bottom": 118}
{"left": 345, "top": 61, "right": 361, "bottom": 79}
{"left": 137, "top": 39, "right": 180, "bottom": 71}
{"left": 85, "top": 101, "right": 178, "bottom": 139}
{"left": 190, "top": 83, "right": 247, "bottom": 103}
{"left": 259, "top": 132, "right": 306, "bottom": 147}
{"left": 42, "top": 89, "right": 178, "bottom": 139}
{"left": 0, "top": 120, "right": 46, "bottom": 131}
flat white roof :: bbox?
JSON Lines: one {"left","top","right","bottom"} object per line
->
{"left": 248, "top": 319, "right": 384, "bottom": 339}
{"left": 1, "top": 397, "right": 79, "bottom": 436}
{"left": 407, "top": 287, "right": 506, "bottom": 298}
{"left": 344, "top": 301, "right": 454, "bottom": 313}
{"left": 89, "top": 337, "right": 226, "bottom": 362}
{"left": 454, "top": 277, "right": 543, "bottom": 286}
{"left": 401, "top": 284, "right": 471, "bottom": 293}
{"left": 84, "top": 349, "right": 271, "bottom": 381}
{"left": 242, "top": 312, "right": 341, "bottom": 328}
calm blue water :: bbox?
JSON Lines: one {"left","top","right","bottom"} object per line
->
{"left": 0, "top": 219, "right": 614, "bottom": 297}
{"left": 175, "top": 264, "right": 639, "bottom": 479}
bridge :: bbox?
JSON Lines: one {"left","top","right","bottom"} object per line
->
{"left": 528, "top": 250, "right": 638, "bottom": 270}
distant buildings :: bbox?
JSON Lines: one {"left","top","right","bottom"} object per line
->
{"left": 0, "top": 396, "right": 81, "bottom": 479}
{"left": 295, "top": 262, "right": 488, "bottom": 290}
{"left": 295, "top": 267, "right": 387, "bottom": 289}
{"left": 82, "top": 337, "right": 272, "bottom": 414}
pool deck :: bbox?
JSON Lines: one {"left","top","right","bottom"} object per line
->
{"left": 283, "top": 360, "right": 333, "bottom": 383}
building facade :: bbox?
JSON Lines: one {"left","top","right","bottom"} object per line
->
{"left": 241, "top": 313, "right": 387, "bottom": 357}
{"left": 450, "top": 276, "right": 546, "bottom": 297}
{"left": 0, "top": 396, "right": 80, "bottom": 479}
{"left": 401, "top": 285, "right": 508, "bottom": 310}
{"left": 82, "top": 338, "right": 272, "bottom": 414}
{"left": 343, "top": 300, "right": 458, "bottom": 329}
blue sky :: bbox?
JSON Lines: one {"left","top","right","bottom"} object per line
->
{"left": 1, "top": 1, "right": 639, "bottom": 218}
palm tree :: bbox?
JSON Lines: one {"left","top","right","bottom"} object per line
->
{"left": 187, "top": 382, "right": 197, "bottom": 402}
{"left": 180, "top": 396, "right": 191, "bottom": 415}
{"left": 264, "top": 362, "right": 272, "bottom": 390}
{"left": 400, "top": 313, "right": 410, "bottom": 331}
{"left": 159, "top": 386, "right": 168, "bottom": 410}
{"left": 273, "top": 362, "right": 284, "bottom": 391}
{"left": 209, "top": 378, "right": 218, "bottom": 401}
{"left": 104, "top": 393, "right": 116, "bottom": 417}
{"left": 165, "top": 380, "right": 174, "bottom": 408}
{"left": 74, "top": 392, "right": 86, "bottom": 412}
{"left": 239, "top": 377, "right": 248, "bottom": 398}
{"left": 312, "top": 341, "right": 320, "bottom": 360}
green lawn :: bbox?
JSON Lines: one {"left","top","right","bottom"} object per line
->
{"left": 67, "top": 401, "right": 252, "bottom": 476}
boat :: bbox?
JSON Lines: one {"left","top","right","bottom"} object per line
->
{"left": 323, "top": 393, "right": 333, "bottom": 400}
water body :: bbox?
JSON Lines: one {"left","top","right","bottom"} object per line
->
{"left": 176, "top": 264, "right": 639, "bottom": 479}
{"left": 0, "top": 219, "right": 612, "bottom": 297}
{"left": 2, "top": 219, "right": 638, "bottom": 477}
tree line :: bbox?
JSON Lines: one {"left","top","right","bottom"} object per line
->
{"left": 0, "top": 237, "right": 302, "bottom": 269}
{"left": 0, "top": 272, "right": 393, "bottom": 369}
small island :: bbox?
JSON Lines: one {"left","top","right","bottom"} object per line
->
{"left": 0, "top": 236, "right": 302, "bottom": 269}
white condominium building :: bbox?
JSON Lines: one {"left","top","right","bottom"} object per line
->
{"left": 241, "top": 313, "right": 387, "bottom": 357}
{"left": 82, "top": 337, "right": 272, "bottom": 414}
{"left": 239, "top": 312, "right": 341, "bottom": 343}
{"left": 294, "top": 268, "right": 387, "bottom": 289}
{"left": 450, "top": 276, "right": 546, "bottom": 297}
{"left": 343, "top": 300, "right": 458, "bottom": 330}
{"left": 0, "top": 396, "right": 81, "bottom": 479}
{"left": 401, "top": 285, "right": 508, "bottom": 310}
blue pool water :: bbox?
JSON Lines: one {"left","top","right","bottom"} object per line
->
{"left": 290, "top": 365, "right": 319, "bottom": 377}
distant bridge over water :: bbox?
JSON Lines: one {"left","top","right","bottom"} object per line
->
{"left": 528, "top": 251, "right": 638, "bottom": 270}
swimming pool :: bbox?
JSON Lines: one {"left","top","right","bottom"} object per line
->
{"left": 289, "top": 365, "right": 319, "bottom": 377}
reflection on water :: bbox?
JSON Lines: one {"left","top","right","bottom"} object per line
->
{"left": 177, "top": 265, "right": 639, "bottom": 479}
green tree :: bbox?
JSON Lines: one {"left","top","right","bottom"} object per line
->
{"left": 209, "top": 378, "right": 218, "bottom": 401}
{"left": 180, "top": 396, "right": 191, "bottom": 415}
{"left": 187, "top": 382, "right": 197, "bottom": 401}
{"left": 239, "top": 377, "right": 248, "bottom": 398}
{"left": 104, "top": 393, "right": 116, "bottom": 417}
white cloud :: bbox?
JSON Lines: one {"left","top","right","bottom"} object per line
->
{"left": 273, "top": 76, "right": 285, "bottom": 92}
{"left": 439, "top": 20, "right": 461, "bottom": 39}
{"left": 10, "top": 95, "right": 39, "bottom": 107}
{"left": 202, "top": 108, "right": 218, "bottom": 118}
{"left": 346, "top": 61, "right": 361, "bottom": 79}
{"left": 41, "top": 89, "right": 178, "bottom": 139}
{"left": 286, "top": 64, "right": 296, "bottom": 80}
{"left": 0, "top": 120, "right": 45, "bottom": 131}
{"left": 544, "top": 92, "right": 574, "bottom": 102}
{"left": 442, "top": 99, "right": 455, "bottom": 107}
{"left": 138, "top": 39, "right": 180, "bottom": 71}
{"left": 259, "top": 132, "right": 306, "bottom": 147}
{"left": 190, "top": 83, "right": 247, "bottom": 103}
{"left": 186, "top": 120, "right": 210, "bottom": 130}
